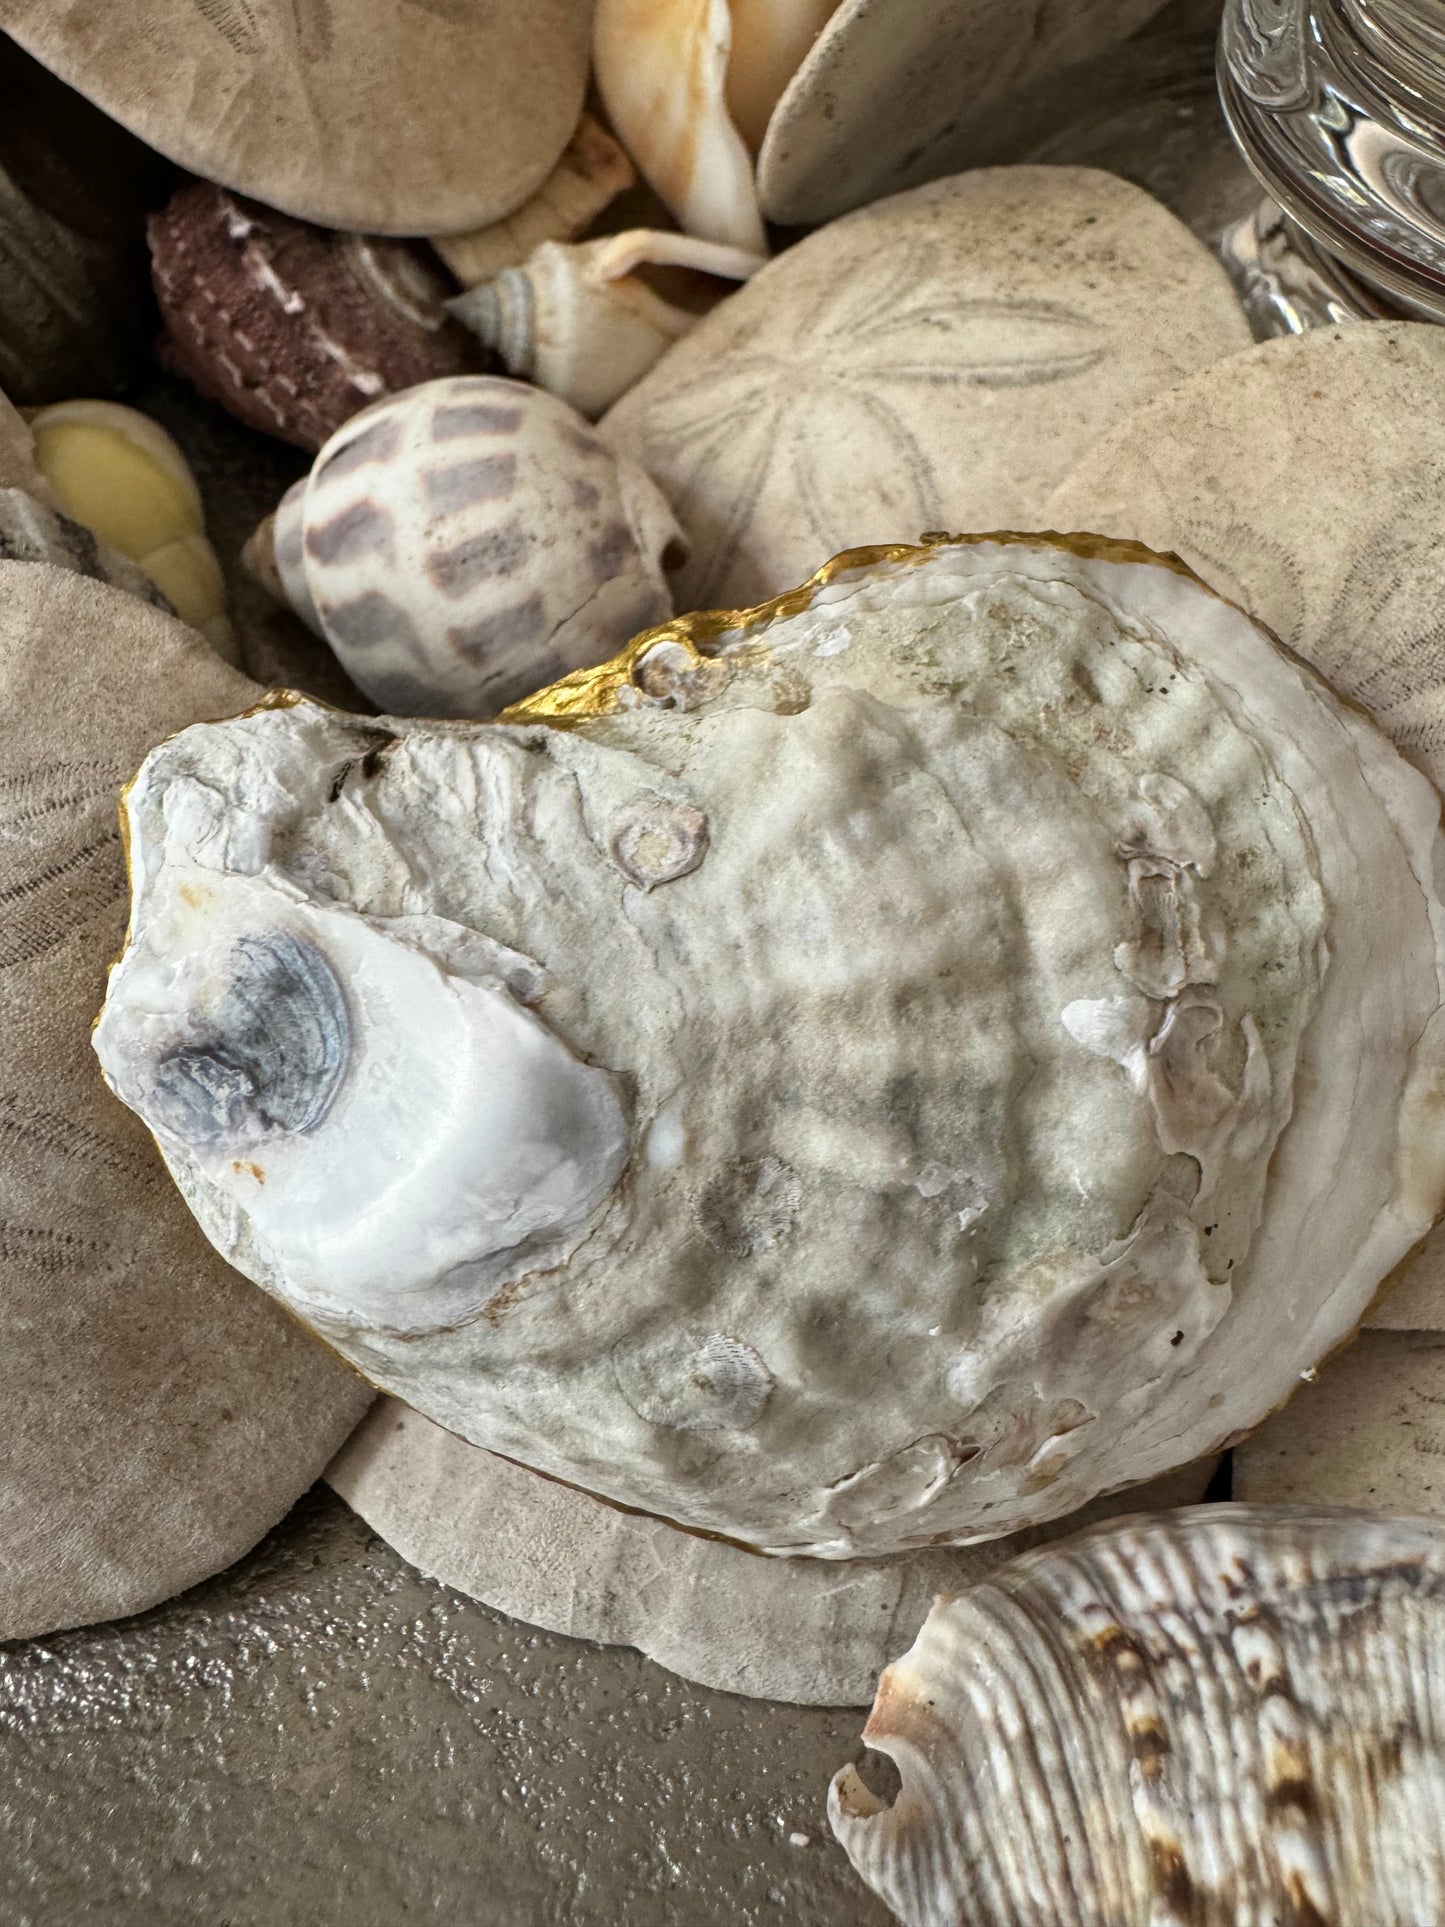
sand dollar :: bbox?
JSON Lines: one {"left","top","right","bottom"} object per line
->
{"left": 602, "top": 167, "right": 1250, "bottom": 610}
{"left": 0, "top": 562, "right": 372, "bottom": 1642}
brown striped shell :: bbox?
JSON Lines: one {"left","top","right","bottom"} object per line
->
{"left": 149, "top": 182, "right": 483, "bottom": 455}
{"left": 830, "top": 1505, "right": 1445, "bottom": 1927}
{"left": 262, "top": 376, "right": 685, "bottom": 718}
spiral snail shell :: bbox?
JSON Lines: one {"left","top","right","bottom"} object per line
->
{"left": 246, "top": 376, "right": 685, "bottom": 718}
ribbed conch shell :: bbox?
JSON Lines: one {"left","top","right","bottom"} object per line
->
{"left": 430, "top": 117, "right": 637, "bottom": 290}
{"left": 451, "top": 229, "right": 766, "bottom": 418}
{"left": 244, "top": 375, "right": 684, "bottom": 717}
{"left": 93, "top": 535, "right": 1445, "bottom": 1558}
{"left": 27, "top": 400, "right": 235, "bottom": 664}
{"left": 594, "top": 0, "right": 839, "bottom": 250}
{"left": 830, "top": 1505, "right": 1445, "bottom": 1926}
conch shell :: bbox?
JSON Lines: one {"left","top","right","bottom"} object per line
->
{"left": 594, "top": 0, "right": 838, "bottom": 250}
{"left": 450, "top": 229, "right": 766, "bottom": 418}
{"left": 830, "top": 1505, "right": 1445, "bottom": 1925}
{"left": 93, "top": 535, "right": 1445, "bottom": 1558}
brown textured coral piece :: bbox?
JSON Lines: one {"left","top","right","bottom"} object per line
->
{"left": 149, "top": 181, "right": 484, "bottom": 453}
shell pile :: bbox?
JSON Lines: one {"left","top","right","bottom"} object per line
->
{"left": 830, "top": 1506, "right": 1445, "bottom": 1926}
{"left": 93, "top": 534, "right": 1445, "bottom": 1556}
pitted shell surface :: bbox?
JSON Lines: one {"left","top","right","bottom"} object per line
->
{"left": 94, "top": 535, "right": 1445, "bottom": 1557}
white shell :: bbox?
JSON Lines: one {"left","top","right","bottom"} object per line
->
{"left": 259, "top": 376, "right": 685, "bottom": 718}
{"left": 601, "top": 167, "right": 1251, "bottom": 611}
{"left": 830, "top": 1506, "right": 1445, "bottom": 1926}
{"left": 329, "top": 1397, "right": 1219, "bottom": 1705}
{"left": 94, "top": 535, "right": 1445, "bottom": 1556}
{"left": 451, "top": 229, "right": 766, "bottom": 419}
{"left": 594, "top": 0, "right": 767, "bottom": 252}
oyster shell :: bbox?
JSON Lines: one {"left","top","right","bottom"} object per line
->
{"left": 601, "top": 167, "right": 1251, "bottom": 611}
{"left": 95, "top": 534, "right": 1445, "bottom": 1556}
{"left": 829, "top": 1505, "right": 1445, "bottom": 1926}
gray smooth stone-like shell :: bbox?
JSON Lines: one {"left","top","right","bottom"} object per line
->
{"left": 831, "top": 1505, "right": 1445, "bottom": 1926}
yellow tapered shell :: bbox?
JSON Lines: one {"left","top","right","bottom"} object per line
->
{"left": 27, "top": 399, "right": 235, "bottom": 663}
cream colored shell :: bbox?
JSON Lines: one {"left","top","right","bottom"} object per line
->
{"left": 451, "top": 229, "right": 766, "bottom": 419}
{"left": 830, "top": 1506, "right": 1445, "bottom": 1926}
{"left": 0, "top": 0, "right": 594, "bottom": 237}
{"left": 94, "top": 535, "right": 1445, "bottom": 1557}
{"left": 601, "top": 167, "right": 1251, "bottom": 611}
{"left": 329, "top": 1397, "right": 1218, "bottom": 1705}
{"left": 28, "top": 400, "right": 233, "bottom": 663}
{"left": 256, "top": 376, "right": 684, "bottom": 719}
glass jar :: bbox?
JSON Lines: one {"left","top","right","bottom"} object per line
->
{"left": 1219, "top": 0, "right": 1445, "bottom": 326}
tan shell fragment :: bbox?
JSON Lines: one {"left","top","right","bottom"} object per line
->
{"left": 830, "top": 1506, "right": 1445, "bottom": 1927}
{"left": 0, "top": 0, "right": 594, "bottom": 237}
{"left": 452, "top": 229, "right": 766, "bottom": 419}
{"left": 431, "top": 117, "right": 637, "bottom": 289}
{"left": 1235, "top": 1332, "right": 1445, "bottom": 1513}
{"left": 328, "top": 1397, "right": 1218, "bottom": 1705}
{"left": 601, "top": 167, "right": 1251, "bottom": 610}
{"left": 0, "top": 562, "right": 373, "bottom": 1643}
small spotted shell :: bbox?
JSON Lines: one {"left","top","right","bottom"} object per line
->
{"left": 830, "top": 1505, "right": 1445, "bottom": 1927}
{"left": 253, "top": 376, "right": 686, "bottom": 719}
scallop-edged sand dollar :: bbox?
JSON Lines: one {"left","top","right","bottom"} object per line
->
{"left": 245, "top": 376, "right": 685, "bottom": 719}
{"left": 0, "top": 0, "right": 594, "bottom": 238}
{"left": 830, "top": 1506, "right": 1445, "bottom": 1926}
{"left": 1048, "top": 319, "right": 1445, "bottom": 1330}
{"left": 601, "top": 167, "right": 1251, "bottom": 612}
{"left": 0, "top": 562, "right": 372, "bottom": 1643}
{"left": 94, "top": 532, "right": 1445, "bottom": 1556}
{"left": 328, "top": 1398, "right": 1218, "bottom": 1704}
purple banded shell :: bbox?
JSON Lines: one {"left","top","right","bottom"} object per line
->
{"left": 830, "top": 1505, "right": 1445, "bottom": 1927}
{"left": 269, "top": 375, "right": 686, "bottom": 718}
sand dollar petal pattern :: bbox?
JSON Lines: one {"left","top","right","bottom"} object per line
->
{"left": 602, "top": 167, "right": 1250, "bottom": 610}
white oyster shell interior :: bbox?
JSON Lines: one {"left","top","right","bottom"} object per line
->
{"left": 94, "top": 538, "right": 1445, "bottom": 1556}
